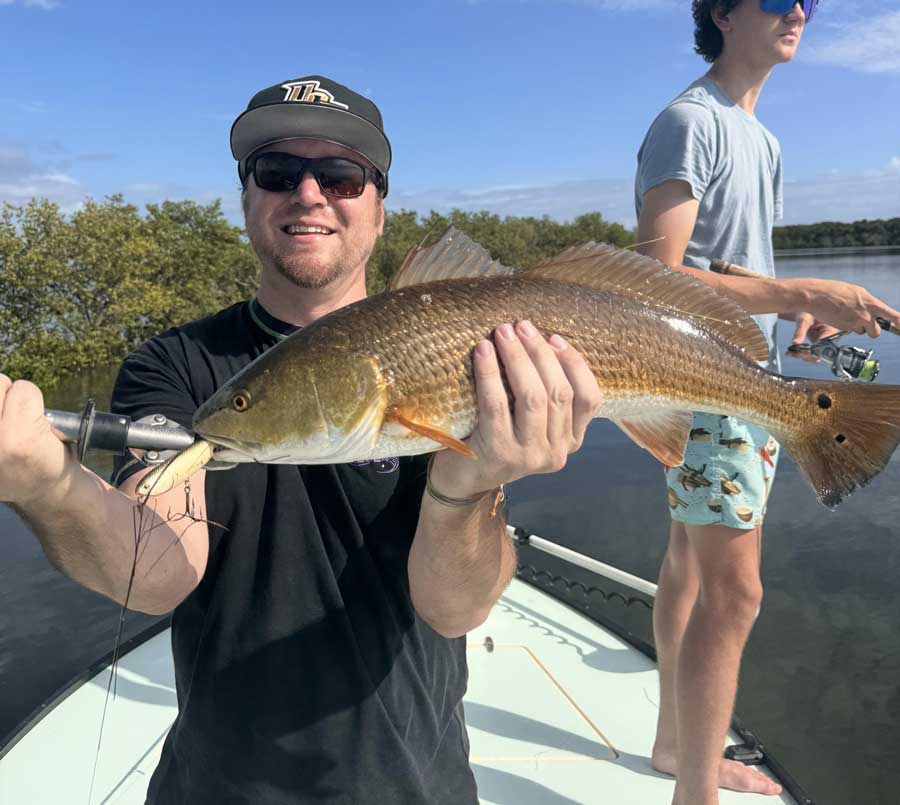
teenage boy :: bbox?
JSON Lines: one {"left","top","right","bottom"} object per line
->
{"left": 634, "top": 3, "right": 899, "bottom": 804}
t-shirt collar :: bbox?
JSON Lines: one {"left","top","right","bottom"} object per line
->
{"left": 249, "top": 297, "right": 301, "bottom": 341}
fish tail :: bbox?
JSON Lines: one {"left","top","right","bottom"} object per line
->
{"left": 775, "top": 380, "right": 900, "bottom": 508}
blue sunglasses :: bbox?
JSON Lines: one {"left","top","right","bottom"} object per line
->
{"left": 760, "top": 0, "right": 818, "bottom": 21}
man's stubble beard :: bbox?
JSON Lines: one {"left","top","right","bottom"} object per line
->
{"left": 266, "top": 250, "right": 349, "bottom": 290}
{"left": 243, "top": 198, "right": 380, "bottom": 291}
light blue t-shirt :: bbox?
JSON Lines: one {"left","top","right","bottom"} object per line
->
{"left": 635, "top": 75, "right": 783, "bottom": 370}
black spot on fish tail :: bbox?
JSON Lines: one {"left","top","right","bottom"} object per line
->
{"left": 776, "top": 380, "right": 900, "bottom": 508}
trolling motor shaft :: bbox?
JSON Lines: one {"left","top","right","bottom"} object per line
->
{"left": 45, "top": 399, "right": 196, "bottom": 463}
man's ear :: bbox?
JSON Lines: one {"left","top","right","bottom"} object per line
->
{"left": 375, "top": 197, "right": 385, "bottom": 237}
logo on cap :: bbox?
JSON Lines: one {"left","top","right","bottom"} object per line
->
{"left": 280, "top": 80, "right": 349, "bottom": 110}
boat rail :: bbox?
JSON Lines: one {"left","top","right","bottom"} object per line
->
{"left": 508, "top": 525, "right": 658, "bottom": 598}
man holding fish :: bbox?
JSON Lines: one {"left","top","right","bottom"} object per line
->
{"left": 633, "top": 2, "right": 900, "bottom": 804}
{"left": 2, "top": 70, "right": 899, "bottom": 805}
{"left": 0, "top": 76, "right": 605, "bottom": 804}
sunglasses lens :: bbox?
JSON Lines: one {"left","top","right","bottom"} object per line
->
{"left": 759, "top": 0, "right": 815, "bottom": 20}
{"left": 315, "top": 158, "right": 367, "bottom": 197}
{"left": 253, "top": 153, "right": 301, "bottom": 192}
{"left": 250, "top": 154, "right": 369, "bottom": 197}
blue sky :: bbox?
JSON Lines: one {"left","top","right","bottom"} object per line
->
{"left": 1, "top": 0, "right": 898, "bottom": 227}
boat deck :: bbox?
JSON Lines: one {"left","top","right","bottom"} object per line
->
{"left": 0, "top": 578, "right": 796, "bottom": 804}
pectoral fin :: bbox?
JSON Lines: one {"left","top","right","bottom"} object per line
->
{"left": 612, "top": 411, "right": 694, "bottom": 467}
{"left": 385, "top": 408, "right": 476, "bottom": 458}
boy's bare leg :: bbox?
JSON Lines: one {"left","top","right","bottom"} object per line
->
{"left": 651, "top": 520, "right": 699, "bottom": 772}
{"left": 652, "top": 521, "right": 783, "bottom": 804}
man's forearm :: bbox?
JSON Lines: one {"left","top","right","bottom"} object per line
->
{"left": 13, "top": 464, "right": 202, "bottom": 615}
{"left": 408, "top": 493, "right": 517, "bottom": 639}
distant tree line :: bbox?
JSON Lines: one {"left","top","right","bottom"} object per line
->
{"left": 0, "top": 198, "right": 631, "bottom": 387}
{"left": 773, "top": 217, "right": 900, "bottom": 250}
{"left": 5, "top": 194, "right": 893, "bottom": 387}
{"left": 365, "top": 209, "right": 632, "bottom": 294}
{"left": 0, "top": 196, "right": 259, "bottom": 388}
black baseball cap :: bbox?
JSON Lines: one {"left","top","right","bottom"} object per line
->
{"left": 231, "top": 75, "right": 391, "bottom": 195}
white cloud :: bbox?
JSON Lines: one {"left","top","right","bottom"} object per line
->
{"left": 37, "top": 171, "right": 77, "bottom": 185}
{"left": 0, "top": 0, "right": 62, "bottom": 8}
{"left": 570, "top": 0, "right": 675, "bottom": 7}
{"left": 781, "top": 162, "right": 900, "bottom": 224}
{"left": 388, "top": 177, "right": 635, "bottom": 225}
{"left": 17, "top": 100, "right": 46, "bottom": 113}
{"left": 0, "top": 139, "right": 84, "bottom": 210}
{"left": 387, "top": 157, "right": 900, "bottom": 227}
{"left": 463, "top": 0, "right": 677, "bottom": 8}
{"left": 805, "top": 10, "right": 900, "bottom": 74}
{"left": 0, "top": 173, "right": 82, "bottom": 207}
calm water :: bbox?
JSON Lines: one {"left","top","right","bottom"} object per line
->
{"left": 1, "top": 252, "right": 898, "bottom": 804}
{"left": 508, "top": 250, "right": 900, "bottom": 805}
{"left": 0, "top": 368, "right": 161, "bottom": 749}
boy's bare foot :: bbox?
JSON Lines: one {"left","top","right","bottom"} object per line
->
{"left": 652, "top": 748, "right": 784, "bottom": 797}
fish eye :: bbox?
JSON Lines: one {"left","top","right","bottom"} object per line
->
{"left": 232, "top": 391, "right": 252, "bottom": 413}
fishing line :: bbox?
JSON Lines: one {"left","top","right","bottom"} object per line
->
{"left": 86, "top": 477, "right": 218, "bottom": 805}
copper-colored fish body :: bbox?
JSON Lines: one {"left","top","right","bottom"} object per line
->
{"left": 196, "top": 275, "right": 781, "bottom": 461}
{"left": 192, "top": 235, "right": 900, "bottom": 507}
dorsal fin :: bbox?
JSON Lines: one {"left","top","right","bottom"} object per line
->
{"left": 388, "top": 227, "right": 517, "bottom": 290}
{"left": 526, "top": 242, "right": 769, "bottom": 362}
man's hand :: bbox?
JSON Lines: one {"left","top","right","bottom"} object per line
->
{"left": 789, "top": 278, "right": 900, "bottom": 338}
{"left": 428, "top": 321, "right": 602, "bottom": 498}
{"left": 0, "top": 374, "right": 75, "bottom": 508}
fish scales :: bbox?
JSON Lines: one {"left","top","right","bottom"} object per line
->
{"left": 187, "top": 260, "right": 900, "bottom": 507}
{"left": 326, "top": 276, "right": 788, "bottom": 433}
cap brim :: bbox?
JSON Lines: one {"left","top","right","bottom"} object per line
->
{"left": 231, "top": 103, "right": 391, "bottom": 177}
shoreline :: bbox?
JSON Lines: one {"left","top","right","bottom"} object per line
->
{"left": 775, "top": 244, "right": 900, "bottom": 258}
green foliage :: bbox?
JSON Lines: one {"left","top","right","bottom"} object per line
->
{"left": 773, "top": 217, "right": 900, "bottom": 250}
{"left": 1, "top": 196, "right": 634, "bottom": 386}
{"left": 366, "top": 208, "right": 634, "bottom": 294}
{"left": 0, "top": 196, "right": 258, "bottom": 388}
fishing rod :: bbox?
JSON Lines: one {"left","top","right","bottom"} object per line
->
{"left": 45, "top": 399, "right": 196, "bottom": 464}
{"left": 710, "top": 258, "right": 894, "bottom": 382}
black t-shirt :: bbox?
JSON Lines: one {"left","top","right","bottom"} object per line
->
{"left": 111, "top": 300, "right": 477, "bottom": 805}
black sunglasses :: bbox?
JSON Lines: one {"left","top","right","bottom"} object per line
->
{"left": 246, "top": 151, "right": 384, "bottom": 198}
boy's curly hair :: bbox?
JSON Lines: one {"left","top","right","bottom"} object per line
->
{"left": 692, "top": 0, "right": 743, "bottom": 62}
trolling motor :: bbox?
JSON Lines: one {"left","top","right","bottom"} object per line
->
{"left": 45, "top": 399, "right": 196, "bottom": 465}
{"left": 710, "top": 258, "right": 892, "bottom": 383}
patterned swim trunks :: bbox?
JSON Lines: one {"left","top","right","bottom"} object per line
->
{"left": 665, "top": 412, "right": 779, "bottom": 531}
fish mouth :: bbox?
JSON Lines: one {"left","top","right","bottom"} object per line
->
{"left": 195, "top": 431, "right": 264, "bottom": 458}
